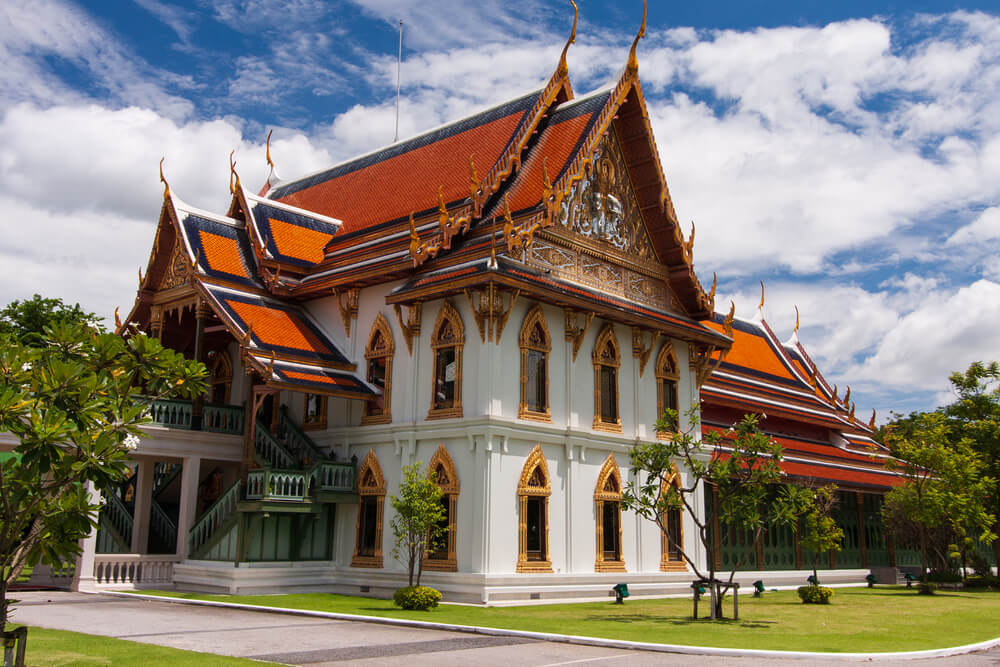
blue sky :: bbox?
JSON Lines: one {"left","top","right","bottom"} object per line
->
{"left": 2, "top": 0, "right": 999, "bottom": 421}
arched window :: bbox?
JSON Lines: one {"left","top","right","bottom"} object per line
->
{"left": 592, "top": 324, "right": 621, "bottom": 432}
{"left": 595, "top": 453, "right": 625, "bottom": 572}
{"left": 352, "top": 449, "right": 386, "bottom": 568}
{"left": 424, "top": 445, "right": 459, "bottom": 571}
{"left": 660, "top": 472, "right": 686, "bottom": 571}
{"left": 519, "top": 304, "right": 551, "bottom": 421}
{"left": 363, "top": 313, "right": 394, "bottom": 425}
{"left": 655, "top": 341, "right": 679, "bottom": 434}
{"left": 207, "top": 350, "right": 232, "bottom": 405}
{"left": 428, "top": 301, "right": 464, "bottom": 419}
{"left": 517, "top": 445, "right": 552, "bottom": 573}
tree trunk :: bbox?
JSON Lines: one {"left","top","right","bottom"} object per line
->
{"left": 1, "top": 577, "right": 8, "bottom": 631}
{"left": 407, "top": 544, "right": 415, "bottom": 587}
{"left": 415, "top": 544, "right": 424, "bottom": 587}
{"left": 919, "top": 524, "right": 928, "bottom": 578}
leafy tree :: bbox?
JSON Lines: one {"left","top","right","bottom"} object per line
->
{"left": 389, "top": 463, "right": 446, "bottom": 588}
{"left": 623, "top": 408, "right": 810, "bottom": 619}
{"left": 0, "top": 321, "right": 206, "bottom": 630}
{"left": 0, "top": 295, "right": 101, "bottom": 346}
{"left": 798, "top": 485, "right": 844, "bottom": 583}
{"left": 883, "top": 412, "right": 996, "bottom": 578}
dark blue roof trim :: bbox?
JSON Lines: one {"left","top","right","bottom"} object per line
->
{"left": 272, "top": 367, "right": 374, "bottom": 396}
{"left": 181, "top": 214, "right": 261, "bottom": 289}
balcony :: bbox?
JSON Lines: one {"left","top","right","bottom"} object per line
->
{"left": 145, "top": 398, "right": 245, "bottom": 435}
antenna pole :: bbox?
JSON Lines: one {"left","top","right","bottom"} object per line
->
{"left": 394, "top": 19, "right": 403, "bottom": 143}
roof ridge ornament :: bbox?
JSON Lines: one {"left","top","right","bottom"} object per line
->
{"left": 265, "top": 129, "right": 282, "bottom": 189}
{"left": 869, "top": 409, "right": 877, "bottom": 430}
{"left": 794, "top": 305, "right": 800, "bottom": 333}
{"left": 754, "top": 280, "right": 765, "bottom": 323}
{"left": 707, "top": 272, "right": 717, "bottom": 311}
{"left": 557, "top": 0, "right": 578, "bottom": 78}
{"left": 229, "top": 150, "right": 238, "bottom": 195}
{"left": 683, "top": 220, "right": 695, "bottom": 260}
{"left": 723, "top": 300, "right": 735, "bottom": 337}
{"left": 159, "top": 157, "right": 170, "bottom": 200}
{"left": 626, "top": 0, "right": 647, "bottom": 75}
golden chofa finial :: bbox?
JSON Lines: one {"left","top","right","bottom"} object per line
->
{"left": 707, "top": 272, "right": 717, "bottom": 304}
{"left": 758, "top": 280, "right": 765, "bottom": 310}
{"left": 626, "top": 0, "right": 647, "bottom": 75}
{"left": 869, "top": 409, "right": 877, "bottom": 430}
{"left": 114, "top": 307, "right": 122, "bottom": 331}
{"left": 438, "top": 185, "right": 448, "bottom": 217}
{"left": 844, "top": 385, "right": 851, "bottom": 407}
{"left": 723, "top": 300, "right": 735, "bottom": 337}
{"left": 794, "top": 305, "right": 800, "bottom": 334}
{"left": 468, "top": 153, "right": 479, "bottom": 199}
{"left": 229, "top": 150, "right": 241, "bottom": 194}
{"left": 832, "top": 384, "right": 839, "bottom": 402}
{"left": 683, "top": 220, "right": 695, "bottom": 258}
{"left": 265, "top": 129, "right": 275, "bottom": 169}
{"left": 557, "top": 0, "right": 578, "bottom": 77}
{"left": 159, "top": 157, "right": 170, "bottom": 199}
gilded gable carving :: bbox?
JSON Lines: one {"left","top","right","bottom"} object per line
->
{"left": 163, "top": 238, "right": 189, "bottom": 289}
{"left": 554, "top": 132, "right": 655, "bottom": 262}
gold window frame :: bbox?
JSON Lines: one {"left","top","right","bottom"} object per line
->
{"left": 655, "top": 341, "right": 679, "bottom": 439}
{"left": 516, "top": 444, "right": 553, "bottom": 573}
{"left": 428, "top": 300, "right": 465, "bottom": 420}
{"left": 659, "top": 472, "right": 687, "bottom": 572}
{"left": 351, "top": 449, "right": 386, "bottom": 568}
{"left": 423, "top": 445, "right": 459, "bottom": 571}
{"left": 592, "top": 323, "right": 622, "bottom": 432}
{"left": 362, "top": 312, "right": 394, "bottom": 425}
{"left": 518, "top": 303, "right": 552, "bottom": 422}
{"left": 594, "top": 453, "right": 626, "bottom": 572}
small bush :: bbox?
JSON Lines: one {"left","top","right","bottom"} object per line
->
{"left": 964, "top": 575, "right": 1000, "bottom": 590}
{"left": 797, "top": 585, "right": 834, "bottom": 604}
{"left": 393, "top": 585, "right": 442, "bottom": 610}
{"left": 917, "top": 582, "right": 937, "bottom": 595}
{"left": 925, "top": 570, "right": 961, "bottom": 583}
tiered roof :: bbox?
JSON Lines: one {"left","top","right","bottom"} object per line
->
{"left": 701, "top": 308, "right": 899, "bottom": 491}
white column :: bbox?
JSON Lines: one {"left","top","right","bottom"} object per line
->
{"left": 175, "top": 456, "right": 202, "bottom": 559}
{"left": 131, "top": 459, "right": 154, "bottom": 553}
{"left": 71, "top": 481, "right": 101, "bottom": 592}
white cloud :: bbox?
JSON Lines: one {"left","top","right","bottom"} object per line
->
{"left": 947, "top": 207, "right": 1000, "bottom": 245}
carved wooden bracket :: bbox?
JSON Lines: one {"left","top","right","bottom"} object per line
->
{"left": 437, "top": 186, "right": 470, "bottom": 250}
{"left": 502, "top": 195, "right": 541, "bottom": 260}
{"left": 393, "top": 302, "right": 422, "bottom": 355}
{"left": 334, "top": 287, "right": 360, "bottom": 337}
{"left": 408, "top": 213, "right": 441, "bottom": 267}
{"left": 632, "top": 327, "right": 658, "bottom": 377}
{"left": 688, "top": 342, "right": 724, "bottom": 387}
{"left": 564, "top": 309, "right": 595, "bottom": 362}
{"left": 465, "top": 285, "right": 520, "bottom": 344}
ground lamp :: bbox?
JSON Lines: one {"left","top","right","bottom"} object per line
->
{"left": 612, "top": 583, "right": 630, "bottom": 604}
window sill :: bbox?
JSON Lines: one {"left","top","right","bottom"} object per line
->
{"left": 518, "top": 409, "right": 552, "bottom": 423}
{"left": 361, "top": 414, "right": 392, "bottom": 426}
{"left": 422, "top": 558, "right": 457, "bottom": 572}
{"left": 595, "top": 559, "right": 626, "bottom": 573}
{"left": 660, "top": 559, "right": 688, "bottom": 572}
{"left": 592, "top": 420, "right": 623, "bottom": 434}
{"left": 350, "top": 555, "right": 383, "bottom": 569}
{"left": 427, "top": 407, "right": 463, "bottom": 421}
{"left": 516, "top": 560, "right": 553, "bottom": 573}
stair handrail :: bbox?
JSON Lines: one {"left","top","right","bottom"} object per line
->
{"left": 278, "top": 406, "right": 327, "bottom": 465}
{"left": 149, "top": 498, "right": 178, "bottom": 547}
{"left": 101, "top": 491, "right": 134, "bottom": 546}
{"left": 153, "top": 462, "right": 181, "bottom": 495}
{"left": 188, "top": 479, "right": 241, "bottom": 555}
{"left": 254, "top": 423, "right": 296, "bottom": 469}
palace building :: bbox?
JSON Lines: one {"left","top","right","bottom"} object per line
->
{"left": 18, "top": 5, "right": 953, "bottom": 602}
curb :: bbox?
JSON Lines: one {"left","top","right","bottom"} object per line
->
{"left": 107, "top": 591, "right": 1000, "bottom": 662}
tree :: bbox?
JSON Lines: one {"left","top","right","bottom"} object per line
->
{"left": 389, "top": 463, "right": 446, "bottom": 588}
{"left": 883, "top": 412, "right": 996, "bottom": 578}
{"left": 0, "top": 321, "right": 206, "bottom": 630}
{"left": 0, "top": 295, "right": 101, "bottom": 346}
{"left": 798, "top": 485, "right": 844, "bottom": 583}
{"left": 623, "top": 408, "right": 809, "bottom": 619}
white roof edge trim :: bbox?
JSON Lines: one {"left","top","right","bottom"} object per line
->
{"left": 242, "top": 186, "right": 343, "bottom": 228}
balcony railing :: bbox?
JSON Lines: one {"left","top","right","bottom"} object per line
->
{"left": 145, "top": 398, "right": 245, "bottom": 435}
{"left": 246, "top": 469, "right": 311, "bottom": 501}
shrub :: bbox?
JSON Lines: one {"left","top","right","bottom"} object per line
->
{"left": 393, "top": 585, "right": 442, "bottom": 610}
{"left": 797, "top": 585, "right": 834, "bottom": 604}
{"left": 968, "top": 552, "right": 993, "bottom": 577}
{"left": 917, "top": 582, "right": 937, "bottom": 595}
{"left": 964, "top": 575, "right": 1000, "bottom": 590}
{"left": 925, "top": 570, "right": 961, "bottom": 583}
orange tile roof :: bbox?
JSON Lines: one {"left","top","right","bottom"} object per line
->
{"left": 268, "top": 218, "right": 333, "bottom": 264}
{"left": 226, "top": 300, "right": 332, "bottom": 356}
{"left": 501, "top": 112, "right": 593, "bottom": 212}
{"left": 274, "top": 110, "right": 528, "bottom": 234}
{"left": 283, "top": 370, "right": 353, "bottom": 386}
{"left": 198, "top": 230, "right": 250, "bottom": 279}
{"left": 705, "top": 320, "right": 796, "bottom": 381}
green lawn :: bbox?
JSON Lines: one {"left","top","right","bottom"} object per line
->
{"left": 142, "top": 587, "right": 1000, "bottom": 654}
{"left": 18, "top": 627, "right": 279, "bottom": 666}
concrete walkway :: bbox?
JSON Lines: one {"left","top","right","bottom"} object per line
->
{"left": 8, "top": 592, "right": 1000, "bottom": 666}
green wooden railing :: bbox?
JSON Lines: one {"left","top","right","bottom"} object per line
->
{"left": 255, "top": 424, "right": 296, "bottom": 469}
{"left": 312, "top": 461, "right": 355, "bottom": 493}
{"left": 203, "top": 403, "right": 245, "bottom": 434}
{"left": 102, "top": 492, "right": 134, "bottom": 547}
{"left": 153, "top": 462, "right": 181, "bottom": 494}
{"left": 150, "top": 499, "right": 177, "bottom": 548}
{"left": 148, "top": 398, "right": 194, "bottom": 430}
{"left": 278, "top": 407, "right": 326, "bottom": 464}
{"left": 189, "top": 480, "right": 241, "bottom": 555}
{"left": 245, "top": 469, "right": 311, "bottom": 501}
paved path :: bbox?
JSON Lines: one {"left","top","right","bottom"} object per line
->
{"left": 8, "top": 592, "right": 1000, "bottom": 666}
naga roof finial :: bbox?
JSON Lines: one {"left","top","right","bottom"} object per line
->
{"left": 758, "top": 280, "right": 765, "bottom": 310}
{"left": 869, "top": 409, "right": 877, "bottom": 430}
{"left": 707, "top": 272, "right": 717, "bottom": 308}
{"left": 683, "top": 220, "right": 696, "bottom": 258}
{"left": 438, "top": 185, "right": 448, "bottom": 216}
{"left": 114, "top": 307, "right": 122, "bottom": 332}
{"left": 557, "top": 0, "right": 578, "bottom": 78}
{"left": 844, "top": 385, "right": 851, "bottom": 407}
{"left": 723, "top": 300, "right": 735, "bottom": 337}
{"left": 229, "top": 150, "right": 238, "bottom": 195}
{"left": 468, "top": 153, "right": 479, "bottom": 199}
{"left": 265, "top": 129, "right": 274, "bottom": 169}
{"left": 794, "top": 305, "right": 800, "bottom": 333}
{"left": 626, "top": 0, "right": 647, "bottom": 75}
{"left": 159, "top": 157, "right": 170, "bottom": 199}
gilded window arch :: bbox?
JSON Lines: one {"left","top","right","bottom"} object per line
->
{"left": 208, "top": 349, "right": 232, "bottom": 405}
{"left": 655, "top": 341, "right": 679, "bottom": 438}
{"left": 362, "top": 313, "right": 394, "bottom": 425}
{"left": 594, "top": 453, "right": 626, "bottom": 571}
{"left": 660, "top": 471, "right": 686, "bottom": 571}
{"left": 352, "top": 449, "right": 386, "bottom": 568}
{"left": 592, "top": 323, "right": 622, "bottom": 432}
{"left": 517, "top": 444, "right": 553, "bottom": 573}
{"left": 519, "top": 304, "right": 552, "bottom": 421}
{"left": 424, "top": 445, "right": 459, "bottom": 571}
{"left": 428, "top": 300, "right": 465, "bottom": 419}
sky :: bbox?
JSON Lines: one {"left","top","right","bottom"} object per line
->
{"left": 1, "top": 0, "right": 999, "bottom": 422}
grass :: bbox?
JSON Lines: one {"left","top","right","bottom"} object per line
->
{"left": 15, "top": 627, "right": 280, "bottom": 666}
{"left": 141, "top": 586, "right": 1000, "bottom": 654}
